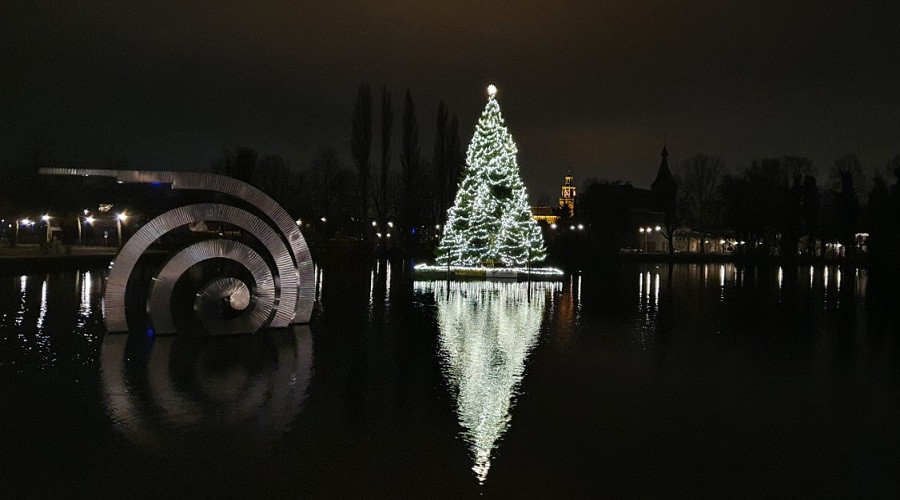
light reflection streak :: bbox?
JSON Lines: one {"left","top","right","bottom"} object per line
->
{"left": 636, "top": 271, "right": 659, "bottom": 348}
{"left": 418, "top": 280, "right": 550, "bottom": 484}
{"left": 15, "top": 276, "right": 27, "bottom": 327}
{"left": 35, "top": 275, "right": 54, "bottom": 368}
{"left": 385, "top": 259, "right": 392, "bottom": 297}
{"left": 369, "top": 265, "right": 375, "bottom": 306}
{"left": 654, "top": 271, "right": 659, "bottom": 305}
{"left": 777, "top": 266, "right": 783, "bottom": 290}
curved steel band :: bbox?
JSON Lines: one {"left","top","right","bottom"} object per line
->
{"left": 103, "top": 203, "right": 296, "bottom": 332}
{"left": 38, "top": 168, "right": 315, "bottom": 324}
{"left": 147, "top": 240, "right": 275, "bottom": 335}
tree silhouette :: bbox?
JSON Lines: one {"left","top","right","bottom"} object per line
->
{"left": 678, "top": 154, "right": 724, "bottom": 251}
{"left": 433, "top": 101, "right": 450, "bottom": 223}
{"left": 400, "top": 89, "right": 420, "bottom": 249}
{"left": 374, "top": 87, "right": 393, "bottom": 228}
{"left": 212, "top": 147, "right": 257, "bottom": 184}
{"left": 351, "top": 82, "right": 373, "bottom": 233}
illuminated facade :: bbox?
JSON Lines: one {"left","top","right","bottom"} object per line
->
{"left": 559, "top": 172, "right": 576, "bottom": 217}
{"left": 530, "top": 172, "right": 577, "bottom": 224}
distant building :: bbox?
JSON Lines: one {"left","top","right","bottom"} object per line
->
{"left": 531, "top": 205, "right": 559, "bottom": 225}
{"left": 559, "top": 172, "right": 576, "bottom": 217}
{"left": 531, "top": 172, "right": 577, "bottom": 224}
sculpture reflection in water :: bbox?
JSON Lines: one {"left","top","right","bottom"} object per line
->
{"left": 417, "top": 280, "right": 555, "bottom": 483}
{"left": 100, "top": 326, "right": 312, "bottom": 447}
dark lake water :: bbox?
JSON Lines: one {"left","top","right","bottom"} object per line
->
{"left": 2, "top": 261, "right": 899, "bottom": 496}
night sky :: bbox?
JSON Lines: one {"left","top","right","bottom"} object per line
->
{"left": 3, "top": 1, "right": 899, "bottom": 202}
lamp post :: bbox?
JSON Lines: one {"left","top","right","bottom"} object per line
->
{"left": 116, "top": 212, "right": 128, "bottom": 249}
{"left": 42, "top": 214, "right": 51, "bottom": 243}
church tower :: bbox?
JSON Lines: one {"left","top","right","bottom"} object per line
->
{"left": 559, "top": 172, "right": 576, "bottom": 217}
{"left": 651, "top": 146, "right": 676, "bottom": 214}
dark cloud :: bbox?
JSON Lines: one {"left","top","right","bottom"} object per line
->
{"left": 3, "top": 0, "right": 899, "bottom": 201}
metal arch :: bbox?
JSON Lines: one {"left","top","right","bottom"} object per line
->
{"left": 38, "top": 168, "right": 315, "bottom": 323}
{"left": 194, "top": 278, "right": 259, "bottom": 335}
{"left": 103, "top": 203, "right": 297, "bottom": 332}
{"left": 147, "top": 240, "right": 275, "bottom": 335}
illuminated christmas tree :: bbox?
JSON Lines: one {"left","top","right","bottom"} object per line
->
{"left": 437, "top": 85, "right": 546, "bottom": 266}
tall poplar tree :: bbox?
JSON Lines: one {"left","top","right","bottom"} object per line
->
{"left": 351, "top": 82, "right": 372, "bottom": 229}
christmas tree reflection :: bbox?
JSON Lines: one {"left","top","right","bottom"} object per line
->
{"left": 419, "top": 280, "right": 551, "bottom": 483}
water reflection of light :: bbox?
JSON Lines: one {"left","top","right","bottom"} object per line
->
{"left": 836, "top": 268, "right": 841, "bottom": 292}
{"left": 369, "top": 263, "right": 375, "bottom": 306}
{"left": 719, "top": 265, "right": 725, "bottom": 287}
{"left": 79, "top": 271, "right": 92, "bottom": 317}
{"left": 15, "top": 275, "right": 27, "bottom": 326}
{"left": 314, "top": 264, "right": 322, "bottom": 300}
{"left": 654, "top": 271, "right": 660, "bottom": 305}
{"left": 777, "top": 266, "right": 783, "bottom": 290}
{"left": 810, "top": 266, "right": 814, "bottom": 288}
{"left": 37, "top": 276, "right": 48, "bottom": 329}
{"left": 636, "top": 271, "right": 660, "bottom": 347}
{"left": 100, "top": 327, "right": 313, "bottom": 447}
{"left": 418, "top": 280, "right": 549, "bottom": 484}
{"left": 385, "top": 259, "right": 392, "bottom": 297}
{"left": 34, "top": 275, "right": 55, "bottom": 368}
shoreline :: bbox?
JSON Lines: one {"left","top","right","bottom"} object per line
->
{"left": 0, "top": 245, "right": 870, "bottom": 273}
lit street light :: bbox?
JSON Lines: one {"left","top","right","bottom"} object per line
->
{"left": 116, "top": 212, "right": 128, "bottom": 249}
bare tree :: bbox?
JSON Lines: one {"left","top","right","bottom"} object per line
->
{"left": 211, "top": 147, "right": 257, "bottom": 184}
{"left": 445, "top": 115, "right": 463, "bottom": 214}
{"left": 310, "top": 148, "right": 346, "bottom": 225}
{"left": 401, "top": 89, "right": 420, "bottom": 248}
{"left": 374, "top": 87, "right": 393, "bottom": 227}
{"left": 351, "top": 82, "right": 372, "bottom": 231}
{"left": 252, "top": 154, "right": 297, "bottom": 215}
{"left": 678, "top": 154, "right": 725, "bottom": 250}
{"left": 433, "top": 101, "right": 449, "bottom": 223}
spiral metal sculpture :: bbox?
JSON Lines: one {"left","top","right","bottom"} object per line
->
{"left": 39, "top": 168, "right": 314, "bottom": 335}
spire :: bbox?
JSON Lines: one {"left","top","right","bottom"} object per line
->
{"left": 652, "top": 144, "right": 675, "bottom": 193}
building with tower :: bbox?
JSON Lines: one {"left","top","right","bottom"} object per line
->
{"left": 531, "top": 172, "right": 577, "bottom": 225}
{"left": 559, "top": 172, "right": 576, "bottom": 217}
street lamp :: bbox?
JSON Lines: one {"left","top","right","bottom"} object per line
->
{"left": 81, "top": 215, "right": 95, "bottom": 246}
{"left": 116, "top": 212, "right": 128, "bottom": 249}
{"left": 15, "top": 219, "right": 30, "bottom": 245}
{"left": 42, "top": 214, "right": 52, "bottom": 243}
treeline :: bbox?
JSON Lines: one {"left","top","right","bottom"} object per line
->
{"left": 573, "top": 151, "right": 900, "bottom": 265}
{"left": 209, "top": 83, "right": 465, "bottom": 252}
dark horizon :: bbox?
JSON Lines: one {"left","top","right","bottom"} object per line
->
{"left": 4, "top": 1, "right": 900, "bottom": 202}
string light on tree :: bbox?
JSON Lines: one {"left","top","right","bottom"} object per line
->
{"left": 436, "top": 85, "right": 546, "bottom": 266}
